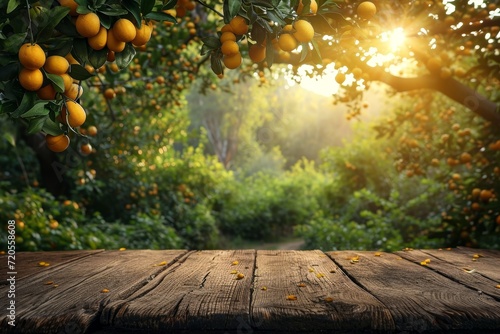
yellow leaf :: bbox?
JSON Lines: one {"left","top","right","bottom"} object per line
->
{"left": 324, "top": 297, "right": 334, "bottom": 302}
{"left": 101, "top": 289, "right": 110, "bottom": 293}
{"left": 286, "top": 294, "right": 297, "bottom": 300}
{"left": 44, "top": 281, "right": 54, "bottom": 285}
{"left": 316, "top": 273, "right": 325, "bottom": 278}
{"left": 230, "top": 270, "right": 238, "bottom": 274}
{"left": 374, "top": 252, "right": 382, "bottom": 257}
{"left": 308, "top": 267, "right": 315, "bottom": 272}
{"left": 261, "top": 286, "right": 267, "bottom": 291}
{"left": 297, "top": 283, "right": 306, "bottom": 287}
{"left": 232, "top": 261, "right": 239, "bottom": 265}
{"left": 235, "top": 273, "right": 245, "bottom": 280}
{"left": 119, "top": 247, "right": 126, "bottom": 251}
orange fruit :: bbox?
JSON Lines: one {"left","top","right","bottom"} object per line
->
{"left": 480, "top": 189, "right": 493, "bottom": 201}
{"left": 88, "top": 26, "right": 108, "bottom": 50}
{"left": 45, "top": 134, "right": 70, "bottom": 152}
{"left": 44, "top": 55, "right": 69, "bottom": 75}
{"left": 19, "top": 68, "right": 44, "bottom": 91}
{"left": 107, "top": 29, "right": 126, "bottom": 52}
{"left": 58, "top": 0, "right": 78, "bottom": 16}
{"left": 65, "top": 52, "right": 79, "bottom": 65}
{"left": 64, "top": 83, "right": 83, "bottom": 100}
{"left": 37, "top": 84, "right": 57, "bottom": 100}
{"left": 80, "top": 143, "right": 92, "bottom": 155}
{"left": 297, "top": 0, "right": 318, "bottom": 15}
{"left": 76, "top": 13, "right": 101, "bottom": 38}
{"left": 223, "top": 53, "right": 242, "bottom": 69}
{"left": 220, "top": 31, "right": 236, "bottom": 43}
{"left": 496, "top": 215, "right": 500, "bottom": 225}
{"left": 104, "top": 88, "right": 116, "bottom": 99}
{"left": 60, "top": 101, "right": 86, "bottom": 127}
{"left": 221, "top": 40, "right": 239, "bottom": 55}
{"left": 60, "top": 73, "right": 73, "bottom": 91}
{"left": 220, "top": 24, "right": 233, "bottom": 33}
{"left": 249, "top": 44, "right": 266, "bottom": 63}
{"left": 278, "top": 33, "right": 298, "bottom": 51}
{"left": 293, "top": 20, "right": 314, "bottom": 42}
{"left": 113, "top": 18, "right": 137, "bottom": 42}
{"left": 426, "top": 57, "right": 442, "bottom": 72}
{"left": 87, "top": 125, "right": 98, "bottom": 136}
{"left": 132, "top": 21, "right": 152, "bottom": 46}
{"left": 335, "top": 72, "right": 346, "bottom": 84}
{"left": 229, "top": 16, "right": 248, "bottom": 35}
{"left": 18, "top": 43, "right": 46, "bottom": 70}
{"left": 357, "top": 1, "right": 377, "bottom": 20}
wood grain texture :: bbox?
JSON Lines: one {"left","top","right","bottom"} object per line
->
{"left": 0, "top": 250, "right": 187, "bottom": 334}
{"left": 102, "top": 250, "right": 256, "bottom": 332}
{"left": 251, "top": 250, "right": 395, "bottom": 331}
{"left": 395, "top": 248, "right": 500, "bottom": 301}
{"left": 0, "top": 250, "right": 104, "bottom": 283}
{"left": 328, "top": 250, "right": 500, "bottom": 332}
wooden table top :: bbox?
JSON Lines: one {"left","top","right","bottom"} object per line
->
{"left": 1, "top": 247, "right": 500, "bottom": 333}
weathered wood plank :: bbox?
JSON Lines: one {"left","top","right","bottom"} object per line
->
{"left": 328, "top": 250, "right": 500, "bottom": 332}
{"left": 395, "top": 248, "right": 500, "bottom": 301}
{"left": 0, "top": 250, "right": 104, "bottom": 283}
{"left": 0, "top": 250, "right": 188, "bottom": 334}
{"left": 101, "top": 250, "right": 256, "bottom": 332}
{"left": 251, "top": 250, "right": 395, "bottom": 331}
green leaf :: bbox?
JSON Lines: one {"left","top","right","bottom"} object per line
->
{"left": 161, "top": 0, "right": 177, "bottom": 11}
{"left": 0, "top": 100, "right": 18, "bottom": 115}
{"left": 88, "top": 48, "right": 108, "bottom": 69}
{"left": 98, "top": 14, "right": 112, "bottom": 29}
{"left": 202, "top": 36, "right": 221, "bottom": 50}
{"left": 36, "top": 6, "right": 71, "bottom": 43}
{"left": 11, "top": 92, "right": 36, "bottom": 118}
{"left": 0, "top": 62, "right": 19, "bottom": 81}
{"left": 142, "top": 0, "right": 156, "bottom": 14}
{"left": 223, "top": 0, "right": 242, "bottom": 23}
{"left": 99, "top": 4, "right": 128, "bottom": 16}
{"left": 115, "top": 44, "right": 136, "bottom": 69}
{"left": 69, "top": 64, "right": 94, "bottom": 80}
{"left": 74, "top": 0, "right": 89, "bottom": 6}
{"left": 123, "top": 0, "right": 142, "bottom": 27}
{"left": 76, "top": 5, "right": 91, "bottom": 14}
{"left": 55, "top": 16, "right": 80, "bottom": 37}
{"left": 144, "top": 11, "right": 176, "bottom": 22}
{"left": 210, "top": 54, "right": 223, "bottom": 76}
{"left": 46, "top": 73, "right": 65, "bottom": 93}
{"left": 21, "top": 101, "right": 50, "bottom": 118}
{"left": 42, "top": 116, "right": 63, "bottom": 136}
{"left": 0, "top": 32, "right": 27, "bottom": 53}
{"left": 72, "top": 38, "right": 89, "bottom": 64}
{"left": 3, "top": 131, "right": 16, "bottom": 147}
{"left": 265, "top": 38, "right": 274, "bottom": 68}
{"left": 310, "top": 39, "right": 322, "bottom": 65}
{"left": 7, "top": 0, "right": 21, "bottom": 14}
{"left": 27, "top": 115, "right": 48, "bottom": 134}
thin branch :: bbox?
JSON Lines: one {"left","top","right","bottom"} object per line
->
{"left": 196, "top": 0, "right": 224, "bottom": 18}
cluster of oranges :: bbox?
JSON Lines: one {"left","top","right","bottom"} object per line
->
{"left": 17, "top": 42, "right": 86, "bottom": 152}
{"left": 218, "top": 16, "right": 249, "bottom": 69}
{"left": 277, "top": 20, "right": 315, "bottom": 52}
{"left": 63, "top": 3, "right": 153, "bottom": 52}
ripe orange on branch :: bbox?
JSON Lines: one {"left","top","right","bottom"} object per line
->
{"left": 44, "top": 55, "right": 69, "bottom": 75}
{"left": 88, "top": 26, "right": 108, "bottom": 50}
{"left": 45, "top": 134, "right": 70, "bottom": 152}
{"left": 19, "top": 68, "right": 44, "bottom": 91}
{"left": 76, "top": 13, "right": 101, "bottom": 37}
{"left": 278, "top": 33, "right": 298, "bottom": 51}
{"left": 357, "top": 1, "right": 377, "bottom": 20}
{"left": 60, "top": 101, "right": 87, "bottom": 128}
{"left": 293, "top": 20, "right": 314, "bottom": 43}
{"left": 223, "top": 53, "right": 242, "bottom": 69}
{"left": 18, "top": 43, "right": 46, "bottom": 70}
{"left": 229, "top": 16, "right": 248, "bottom": 35}
{"left": 113, "top": 18, "right": 137, "bottom": 42}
